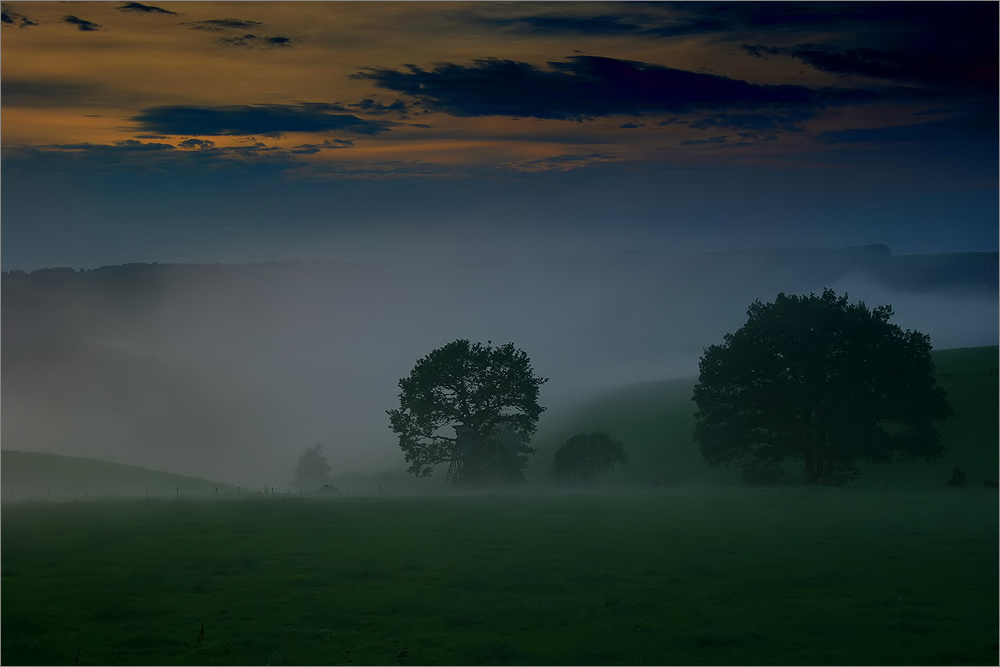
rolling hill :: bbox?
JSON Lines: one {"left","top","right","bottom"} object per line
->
{"left": 530, "top": 345, "right": 999, "bottom": 488}
{"left": 1, "top": 450, "right": 235, "bottom": 502}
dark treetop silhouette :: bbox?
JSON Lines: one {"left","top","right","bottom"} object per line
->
{"left": 693, "top": 288, "right": 951, "bottom": 484}
{"left": 553, "top": 431, "right": 629, "bottom": 485}
{"left": 388, "top": 339, "right": 547, "bottom": 486}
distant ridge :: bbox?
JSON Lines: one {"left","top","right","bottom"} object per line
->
{"left": 4, "top": 244, "right": 996, "bottom": 297}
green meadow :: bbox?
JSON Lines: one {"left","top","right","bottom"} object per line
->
{"left": 2, "top": 490, "right": 997, "bottom": 666}
{"left": 2, "top": 346, "right": 997, "bottom": 665}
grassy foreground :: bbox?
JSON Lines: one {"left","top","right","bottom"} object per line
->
{"left": 3, "top": 488, "right": 997, "bottom": 666}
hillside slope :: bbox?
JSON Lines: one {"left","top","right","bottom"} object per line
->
{"left": 531, "top": 346, "right": 998, "bottom": 488}
{"left": 1, "top": 450, "right": 235, "bottom": 502}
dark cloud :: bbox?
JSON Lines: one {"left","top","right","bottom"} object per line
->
{"left": 117, "top": 2, "right": 175, "bottom": 15}
{"left": 619, "top": 122, "right": 643, "bottom": 129}
{"left": 182, "top": 16, "right": 297, "bottom": 49}
{"left": 228, "top": 141, "right": 283, "bottom": 158}
{"left": 177, "top": 138, "right": 216, "bottom": 150}
{"left": 745, "top": 42, "right": 997, "bottom": 93}
{"left": 63, "top": 15, "right": 100, "bottom": 31}
{"left": 738, "top": 2, "right": 996, "bottom": 101}
{"left": 112, "top": 139, "right": 176, "bottom": 151}
{"left": 474, "top": 3, "right": 993, "bottom": 40}
{"left": 482, "top": 12, "right": 728, "bottom": 38}
{"left": 349, "top": 98, "right": 408, "bottom": 116}
{"left": 353, "top": 55, "right": 879, "bottom": 120}
{"left": 44, "top": 140, "right": 175, "bottom": 152}
{"left": 666, "top": 1, "right": 995, "bottom": 36}
{"left": 219, "top": 33, "right": 293, "bottom": 49}
{"left": 291, "top": 139, "right": 354, "bottom": 154}
{"left": 184, "top": 18, "right": 263, "bottom": 32}
{"left": 131, "top": 104, "right": 395, "bottom": 136}
{"left": 24, "top": 139, "right": 299, "bottom": 167}
{"left": 1, "top": 4, "right": 36, "bottom": 27}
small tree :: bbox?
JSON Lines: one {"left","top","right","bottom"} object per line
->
{"left": 553, "top": 431, "right": 629, "bottom": 485}
{"left": 387, "top": 339, "right": 547, "bottom": 486}
{"left": 693, "top": 289, "right": 951, "bottom": 484}
{"left": 292, "top": 444, "right": 332, "bottom": 491}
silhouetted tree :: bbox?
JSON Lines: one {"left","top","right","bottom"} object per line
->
{"left": 693, "top": 289, "right": 951, "bottom": 484}
{"left": 387, "top": 339, "right": 547, "bottom": 485}
{"left": 292, "top": 444, "right": 332, "bottom": 491}
{"left": 553, "top": 431, "right": 629, "bottom": 484}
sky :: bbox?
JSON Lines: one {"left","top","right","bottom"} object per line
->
{"left": 2, "top": 1, "right": 998, "bottom": 270}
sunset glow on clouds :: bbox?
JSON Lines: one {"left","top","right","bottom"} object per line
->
{"left": 2, "top": 1, "right": 997, "bottom": 267}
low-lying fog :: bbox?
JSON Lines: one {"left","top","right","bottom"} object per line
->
{"left": 3, "top": 239, "right": 997, "bottom": 487}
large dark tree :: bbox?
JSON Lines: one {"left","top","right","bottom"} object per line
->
{"left": 387, "top": 339, "right": 547, "bottom": 485}
{"left": 553, "top": 431, "right": 629, "bottom": 485}
{"left": 693, "top": 289, "right": 951, "bottom": 484}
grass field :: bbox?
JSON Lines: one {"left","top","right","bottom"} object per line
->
{"left": 2, "top": 489, "right": 997, "bottom": 666}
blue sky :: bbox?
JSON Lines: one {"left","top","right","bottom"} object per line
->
{"left": 2, "top": 1, "right": 997, "bottom": 269}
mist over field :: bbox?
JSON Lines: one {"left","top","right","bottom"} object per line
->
{"left": 3, "top": 244, "right": 996, "bottom": 486}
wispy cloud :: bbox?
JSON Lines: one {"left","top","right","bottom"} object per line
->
{"left": 117, "top": 2, "right": 175, "bottom": 15}
{"left": 131, "top": 104, "right": 395, "bottom": 137}
{"left": 184, "top": 18, "right": 263, "bottom": 32}
{"left": 501, "top": 152, "right": 622, "bottom": 172}
{"left": 218, "top": 33, "right": 293, "bottom": 49}
{"left": 1, "top": 3, "right": 36, "bottom": 27}
{"left": 63, "top": 15, "right": 100, "bottom": 32}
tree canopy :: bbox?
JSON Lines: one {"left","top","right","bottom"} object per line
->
{"left": 387, "top": 339, "right": 547, "bottom": 485}
{"left": 693, "top": 289, "right": 951, "bottom": 484}
{"left": 553, "top": 431, "right": 629, "bottom": 485}
{"left": 292, "top": 444, "right": 333, "bottom": 491}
